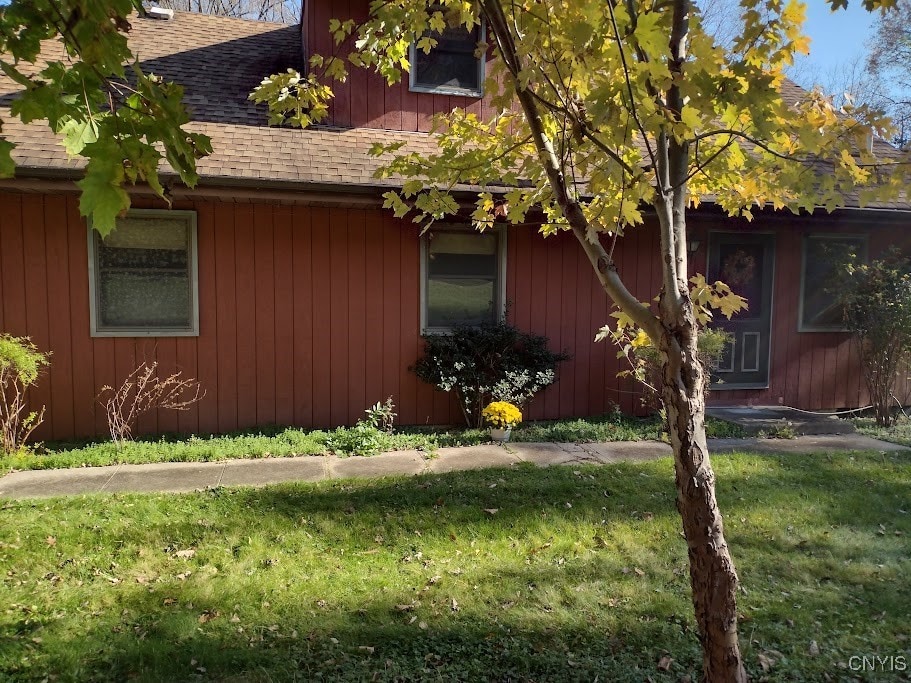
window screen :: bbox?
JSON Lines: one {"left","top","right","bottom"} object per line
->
{"left": 425, "top": 230, "right": 501, "bottom": 330}
{"left": 90, "top": 211, "right": 198, "bottom": 336}
{"left": 800, "top": 234, "right": 867, "bottom": 331}
{"left": 412, "top": 19, "right": 483, "bottom": 95}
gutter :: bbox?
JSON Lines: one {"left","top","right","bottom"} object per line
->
{"left": 2, "top": 168, "right": 910, "bottom": 220}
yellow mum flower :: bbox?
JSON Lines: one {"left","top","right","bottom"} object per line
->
{"left": 482, "top": 401, "right": 522, "bottom": 428}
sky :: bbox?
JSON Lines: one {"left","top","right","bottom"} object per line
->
{"left": 790, "top": 2, "right": 878, "bottom": 81}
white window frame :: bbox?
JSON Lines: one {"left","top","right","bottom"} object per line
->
{"left": 409, "top": 19, "right": 486, "bottom": 97}
{"left": 420, "top": 225, "right": 507, "bottom": 334}
{"left": 798, "top": 232, "right": 868, "bottom": 333}
{"left": 87, "top": 209, "right": 199, "bottom": 337}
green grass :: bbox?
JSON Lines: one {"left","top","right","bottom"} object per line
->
{"left": 855, "top": 415, "right": 911, "bottom": 447}
{"left": 1, "top": 414, "right": 744, "bottom": 473}
{"left": 1, "top": 450, "right": 908, "bottom": 682}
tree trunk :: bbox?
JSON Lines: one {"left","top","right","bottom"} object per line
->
{"left": 660, "top": 326, "right": 748, "bottom": 683}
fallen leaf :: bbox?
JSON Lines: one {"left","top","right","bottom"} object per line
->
{"left": 633, "top": 567, "right": 645, "bottom": 577}
{"left": 198, "top": 609, "right": 220, "bottom": 624}
{"left": 808, "top": 640, "right": 820, "bottom": 657}
{"left": 758, "top": 652, "right": 776, "bottom": 672}
{"left": 358, "top": 645, "right": 375, "bottom": 654}
{"left": 418, "top": 621, "right": 428, "bottom": 630}
{"left": 163, "top": 598, "right": 177, "bottom": 606}
{"left": 230, "top": 613, "right": 241, "bottom": 623}
{"left": 450, "top": 598, "right": 459, "bottom": 612}
{"left": 175, "top": 548, "right": 196, "bottom": 559}
{"left": 45, "top": 536, "right": 56, "bottom": 547}
{"left": 483, "top": 508, "right": 499, "bottom": 515}
{"left": 657, "top": 654, "right": 673, "bottom": 671}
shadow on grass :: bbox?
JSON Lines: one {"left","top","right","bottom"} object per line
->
{"left": 10, "top": 548, "right": 902, "bottom": 682}
{"left": 3, "top": 453, "right": 910, "bottom": 681}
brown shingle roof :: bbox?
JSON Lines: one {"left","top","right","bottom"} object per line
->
{"left": 0, "top": 10, "right": 907, "bottom": 211}
{"left": 0, "top": 11, "right": 442, "bottom": 192}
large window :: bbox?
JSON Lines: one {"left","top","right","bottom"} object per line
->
{"left": 410, "top": 14, "right": 484, "bottom": 96}
{"left": 88, "top": 210, "right": 199, "bottom": 337}
{"left": 421, "top": 228, "right": 505, "bottom": 332}
{"left": 799, "top": 233, "right": 867, "bottom": 332}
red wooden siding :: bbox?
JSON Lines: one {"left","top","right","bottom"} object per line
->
{"left": 2, "top": 187, "right": 909, "bottom": 442}
{"left": 304, "top": 0, "right": 499, "bottom": 132}
{"left": 689, "top": 213, "right": 911, "bottom": 411}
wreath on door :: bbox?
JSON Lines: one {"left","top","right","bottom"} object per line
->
{"left": 721, "top": 249, "right": 756, "bottom": 287}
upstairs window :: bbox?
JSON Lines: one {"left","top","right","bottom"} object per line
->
{"left": 421, "top": 227, "right": 505, "bottom": 333}
{"left": 88, "top": 210, "right": 199, "bottom": 337}
{"left": 410, "top": 13, "right": 484, "bottom": 97}
{"left": 799, "top": 233, "right": 867, "bottom": 332}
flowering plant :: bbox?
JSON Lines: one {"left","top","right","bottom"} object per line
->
{"left": 481, "top": 401, "right": 522, "bottom": 429}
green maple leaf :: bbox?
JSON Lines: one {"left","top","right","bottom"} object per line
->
{"left": 0, "top": 138, "right": 15, "bottom": 178}
{"left": 77, "top": 163, "right": 130, "bottom": 236}
{"left": 58, "top": 115, "right": 101, "bottom": 157}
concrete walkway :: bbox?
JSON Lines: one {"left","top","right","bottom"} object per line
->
{"left": 0, "top": 434, "right": 905, "bottom": 500}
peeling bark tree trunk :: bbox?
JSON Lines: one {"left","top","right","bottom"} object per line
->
{"left": 659, "top": 321, "right": 748, "bottom": 682}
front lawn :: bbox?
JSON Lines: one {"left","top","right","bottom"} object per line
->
{"left": 2, "top": 413, "right": 742, "bottom": 472}
{"left": 1, "top": 450, "right": 908, "bottom": 682}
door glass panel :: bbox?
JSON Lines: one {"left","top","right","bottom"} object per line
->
{"left": 712, "top": 244, "right": 765, "bottom": 318}
{"left": 741, "top": 332, "right": 760, "bottom": 373}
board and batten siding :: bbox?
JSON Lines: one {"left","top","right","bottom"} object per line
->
{"left": 688, "top": 214, "right": 911, "bottom": 411}
{"left": 3, "top": 189, "right": 910, "bottom": 442}
{"left": 0, "top": 190, "right": 644, "bottom": 441}
{"left": 302, "top": 0, "right": 502, "bottom": 132}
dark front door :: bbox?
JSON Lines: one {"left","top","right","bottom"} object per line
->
{"left": 707, "top": 232, "right": 775, "bottom": 389}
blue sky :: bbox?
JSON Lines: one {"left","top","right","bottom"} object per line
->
{"left": 792, "top": 2, "right": 877, "bottom": 77}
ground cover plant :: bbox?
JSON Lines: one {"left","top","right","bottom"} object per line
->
{"left": 0, "top": 414, "right": 743, "bottom": 473}
{"left": 0, "top": 450, "right": 908, "bottom": 682}
{"left": 854, "top": 415, "right": 911, "bottom": 448}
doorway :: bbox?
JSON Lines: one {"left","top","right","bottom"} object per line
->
{"left": 706, "top": 232, "right": 776, "bottom": 389}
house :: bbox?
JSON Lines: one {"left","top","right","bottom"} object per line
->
{"left": 0, "top": 6, "right": 909, "bottom": 442}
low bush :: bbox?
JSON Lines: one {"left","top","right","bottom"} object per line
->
{"left": 97, "top": 362, "right": 205, "bottom": 444}
{"left": 0, "top": 334, "right": 50, "bottom": 455}
{"left": 839, "top": 248, "right": 911, "bottom": 426}
{"left": 412, "top": 320, "right": 569, "bottom": 428}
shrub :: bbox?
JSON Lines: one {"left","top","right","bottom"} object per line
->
{"left": 98, "top": 362, "right": 205, "bottom": 444}
{"left": 326, "top": 398, "right": 399, "bottom": 456}
{"left": 839, "top": 248, "right": 911, "bottom": 427}
{"left": 412, "top": 320, "right": 569, "bottom": 428}
{"left": 364, "top": 397, "right": 396, "bottom": 433}
{"left": 0, "top": 334, "right": 50, "bottom": 455}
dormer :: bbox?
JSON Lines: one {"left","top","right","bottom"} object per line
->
{"left": 409, "top": 15, "right": 485, "bottom": 98}
{"left": 300, "top": 0, "right": 493, "bottom": 131}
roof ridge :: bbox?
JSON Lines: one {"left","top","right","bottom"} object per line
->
{"left": 138, "top": 7, "right": 294, "bottom": 28}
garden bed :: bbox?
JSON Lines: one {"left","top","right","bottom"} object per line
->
{"left": 1, "top": 414, "right": 744, "bottom": 472}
